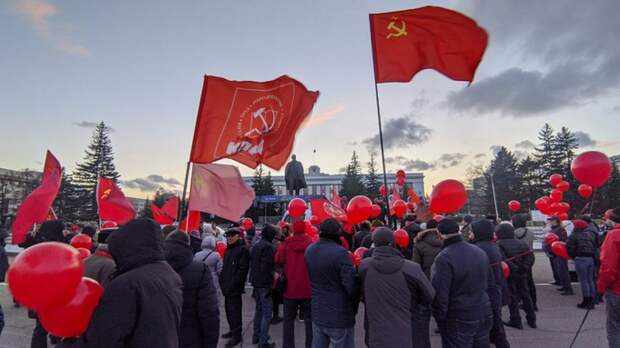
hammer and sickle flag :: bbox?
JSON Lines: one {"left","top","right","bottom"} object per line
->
{"left": 370, "top": 6, "right": 488, "bottom": 83}
{"left": 190, "top": 75, "right": 319, "bottom": 171}
{"left": 97, "top": 177, "right": 136, "bottom": 226}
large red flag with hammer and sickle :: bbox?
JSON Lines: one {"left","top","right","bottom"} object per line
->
{"left": 190, "top": 75, "right": 319, "bottom": 170}
{"left": 370, "top": 6, "right": 488, "bottom": 83}
{"left": 97, "top": 177, "right": 135, "bottom": 225}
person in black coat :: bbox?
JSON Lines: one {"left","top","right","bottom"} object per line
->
{"left": 431, "top": 218, "right": 493, "bottom": 348}
{"left": 496, "top": 222, "right": 536, "bottom": 330}
{"left": 403, "top": 216, "right": 422, "bottom": 260}
{"left": 219, "top": 228, "right": 250, "bottom": 348}
{"left": 249, "top": 225, "right": 277, "bottom": 348}
{"left": 164, "top": 231, "right": 220, "bottom": 348}
{"left": 567, "top": 219, "right": 598, "bottom": 309}
{"left": 81, "top": 218, "right": 183, "bottom": 348}
{"left": 353, "top": 221, "right": 371, "bottom": 250}
{"left": 470, "top": 219, "right": 510, "bottom": 348}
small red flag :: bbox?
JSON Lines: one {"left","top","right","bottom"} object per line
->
{"left": 407, "top": 187, "right": 421, "bottom": 205}
{"left": 190, "top": 75, "right": 319, "bottom": 170}
{"left": 151, "top": 196, "right": 179, "bottom": 225}
{"left": 97, "top": 177, "right": 135, "bottom": 225}
{"left": 331, "top": 188, "right": 341, "bottom": 207}
{"left": 11, "top": 150, "right": 62, "bottom": 244}
{"left": 310, "top": 198, "right": 347, "bottom": 224}
{"left": 179, "top": 211, "right": 201, "bottom": 233}
{"left": 370, "top": 6, "right": 488, "bottom": 83}
{"left": 151, "top": 203, "right": 173, "bottom": 225}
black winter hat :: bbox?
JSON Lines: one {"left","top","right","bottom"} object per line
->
{"left": 464, "top": 215, "right": 473, "bottom": 224}
{"left": 37, "top": 220, "right": 66, "bottom": 243}
{"left": 437, "top": 218, "right": 460, "bottom": 235}
{"left": 319, "top": 218, "right": 342, "bottom": 237}
{"left": 261, "top": 224, "right": 278, "bottom": 242}
{"left": 166, "top": 231, "right": 190, "bottom": 245}
{"left": 426, "top": 219, "right": 438, "bottom": 229}
{"left": 511, "top": 213, "right": 529, "bottom": 229}
{"left": 471, "top": 219, "right": 494, "bottom": 241}
{"left": 81, "top": 225, "right": 97, "bottom": 238}
{"left": 373, "top": 227, "right": 394, "bottom": 247}
{"left": 224, "top": 228, "right": 241, "bottom": 237}
{"left": 495, "top": 222, "right": 515, "bottom": 239}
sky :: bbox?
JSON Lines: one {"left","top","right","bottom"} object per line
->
{"left": 1, "top": 0, "right": 619, "bottom": 198}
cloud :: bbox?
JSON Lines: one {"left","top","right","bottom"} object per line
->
{"left": 121, "top": 174, "right": 181, "bottom": 192}
{"left": 573, "top": 131, "right": 597, "bottom": 147}
{"left": 303, "top": 104, "right": 345, "bottom": 128}
{"left": 386, "top": 153, "right": 466, "bottom": 171}
{"left": 437, "top": 153, "right": 467, "bottom": 169}
{"left": 515, "top": 140, "right": 535, "bottom": 149}
{"left": 474, "top": 153, "right": 486, "bottom": 159}
{"left": 16, "top": 0, "right": 90, "bottom": 57}
{"left": 362, "top": 114, "right": 432, "bottom": 153}
{"left": 613, "top": 106, "right": 620, "bottom": 113}
{"left": 490, "top": 145, "right": 502, "bottom": 156}
{"left": 73, "top": 121, "right": 115, "bottom": 132}
{"left": 410, "top": 97, "right": 430, "bottom": 109}
{"left": 446, "top": 0, "right": 620, "bottom": 117}
{"left": 146, "top": 174, "right": 181, "bottom": 186}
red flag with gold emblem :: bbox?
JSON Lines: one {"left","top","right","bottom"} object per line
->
{"left": 97, "top": 177, "right": 135, "bottom": 225}
{"left": 370, "top": 6, "right": 488, "bottom": 83}
{"left": 190, "top": 75, "right": 319, "bottom": 170}
{"left": 311, "top": 198, "right": 347, "bottom": 224}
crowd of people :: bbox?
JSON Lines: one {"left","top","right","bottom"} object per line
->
{"left": 6, "top": 206, "right": 620, "bottom": 348}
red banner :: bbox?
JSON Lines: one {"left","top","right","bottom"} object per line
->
{"left": 311, "top": 198, "right": 347, "bottom": 224}
{"left": 97, "top": 177, "right": 135, "bottom": 225}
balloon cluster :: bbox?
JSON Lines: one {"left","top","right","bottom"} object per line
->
{"left": 534, "top": 174, "right": 572, "bottom": 220}
{"left": 8, "top": 242, "right": 103, "bottom": 337}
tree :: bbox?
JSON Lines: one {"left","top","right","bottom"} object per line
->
{"left": 517, "top": 156, "right": 540, "bottom": 210}
{"left": 53, "top": 170, "right": 81, "bottom": 222}
{"left": 72, "top": 122, "right": 120, "bottom": 220}
{"left": 483, "top": 147, "right": 521, "bottom": 220}
{"left": 140, "top": 196, "right": 152, "bottom": 218}
{"left": 594, "top": 165, "right": 620, "bottom": 215}
{"left": 365, "top": 153, "right": 382, "bottom": 199}
{"left": 554, "top": 127, "right": 580, "bottom": 214}
{"left": 263, "top": 171, "right": 276, "bottom": 195}
{"left": 340, "top": 151, "right": 366, "bottom": 198}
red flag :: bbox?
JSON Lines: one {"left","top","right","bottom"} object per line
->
{"left": 151, "top": 203, "right": 174, "bottom": 225}
{"left": 46, "top": 207, "right": 57, "bottom": 221}
{"left": 11, "top": 151, "right": 62, "bottom": 244}
{"left": 407, "top": 187, "right": 421, "bottom": 205}
{"left": 370, "top": 6, "right": 488, "bottom": 83}
{"left": 331, "top": 188, "right": 341, "bottom": 207}
{"left": 97, "top": 177, "right": 135, "bottom": 225}
{"left": 310, "top": 198, "right": 347, "bottom": 224}
{"left": 190, "top": 75, "right": 319, "bottom": 170}
{"left": 161, "top": 196, "right": 179, "bottom": 220}
{"left": 180, "top": 211, "right": 201, "bottom": 232}
{"left": 188, "top": 163, "right": 255, "bottom": 222}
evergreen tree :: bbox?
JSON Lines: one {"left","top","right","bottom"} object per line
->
{"left": 340, "top": 151, "right": 366, "bottom": 198}
{"left": 141, "top": 196, "right": 152, "bottom": 218}
{"left": 516, "top": 156, "right": 540, "bottom": 210}
{"left": 263, "top": 171, "right": 276, "bottom": 195}
{"left": 72, "top": 122, "right": 120, "bottom": 220}
{"left": 365, "top": 153, "right": 382, "bottom": 199}
{"left": 554, "top": 127, "right": 580, "bottom": 214}
{"left": 53, "top": 170, "right": 81, "bottom": 222}
{"left": 533, "top": 123, "right": 562, "bottom": 178}
{"left": 483, "top": 147, "right": 521, "bottom": 219}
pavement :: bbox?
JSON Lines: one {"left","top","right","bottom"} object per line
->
{"left": 0, "top": 252, "right": 608, "bottom": 348}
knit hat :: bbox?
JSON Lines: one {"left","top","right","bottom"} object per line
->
{"left": 261, "top": 224, "right": 278, "bottom": 242}
{"left": 495, "top": 222, "right": 515, "bottom": 239}
{"left": 166, "top": 230, "right": 190, "bottom": 245}
{"left": 373, "top": 227, "right": 394, "bottom": 247}
{"left": 437, "top": 218, "right": 460, "bottom": 235}
{"left": 572, "top": 219, "right": 588, "bottom": 230}
{"left": 426, "top": 219, "right": 438, "bottom": 229}
{"left": 293, "top": 220, "right": 306, "bottom": 235}
{"left": 319, "top": 218, "right": 342, "bottom": 238}
{"left": 471, "top": 219, "right": 494, "bottom": 241}
{"left": 511, "top": 213, "right": 529, "bottom": 229}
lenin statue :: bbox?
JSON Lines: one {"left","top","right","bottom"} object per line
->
{"left": 284, "top": 154, "right": 307, "bottom": 196}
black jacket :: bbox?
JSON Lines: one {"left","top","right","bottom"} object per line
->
{"left": 431, "top": 235, "right": 491, "bottom": 322}
{"left": 496, "top": 227, "right": 534, "bottom": 277}
{"left": 164, "top": 235, "right": 220, "bottom": 348}
{"left": 249, "top": 226, "right": 276, "bottom": 288}
{"left": 304, "top": 238, "right": 359, "bottom": 328}
{"left": 219, "top": 239, "right": 250, "bottom": 297}
{"left": 473, "top": 240, "right": 504, "bottom": 310}
{"left": 402, "top": 222, "right": 422, "bottom": 259}
{"left": 81, "top": 219, "right": 183, "bottom": 348}
{"left": 353, "top": 227, "right": 370, "bottom": 250}
{"left": 567, "top": 228, "right": 597, "bottom": 258}
{"left": 412, "top": 229, "right": 442, "bottom": 279}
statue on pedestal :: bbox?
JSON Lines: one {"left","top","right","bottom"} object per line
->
{"left": 284, "top": 154, "right": 306, "bottom": 196}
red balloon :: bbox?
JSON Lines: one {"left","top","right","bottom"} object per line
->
{"left": 571, "top": 151, "right": 613, "bottom": 188}
{"left": 309, "top": 226, "right": 319, "bottom": 238}
{"left": 392, "top": 199, "right": 407, "bottom": 219}
{"left": 310, "top": 215, "right": 320, "bottom": 225}
{"left": 215, "top": 241, "right": 227, "bottom": 258}
{"left": 346, "top": 195, "right": 373, "bottom": 224}
{"left": 556, "top": 202, "right": 570, "bottom": 214}
{"left": 70, "top": 234, "right": 92, "bottom": 251}
{"left": 396, "top": 176, "right": 405, "bottom": 186}
{"left": 406, "top": 201, "right": 415, "bottom": 211}
{"left": 8, "top": 242, "right": 83, "bottom": 311}
{"left": 342, "top": 223, "right": 354, "bottom": 235}
{"left": 429, "top": 179, "right": 468, "bottom": 214}
{"left": 396, "top": 169, "right": 406, "bottom": 179}
{"left": 535, "top": 197, "right": 550, "bottom": 211}
{"left": 349, "top": 251, "right": 360, "bottom": 267}
{"left": 550, "top": 189, "right": 563, "bottom": 202}
{"left": 288, "top": 198, "right": 307, "bottom": 218}
{"left": 304, "top": 221, "right": 313, "bottom": 235}
{"left": 544, "top": 233, "right": 559, "bottom": 246}
{"left": 434, "top": 215, "right": 444, "bottom": 222}
{"left": 556, "top": 181, "right": 570, "bottom": 193}
{"left": 394, "top": 229, "right": 410, "bottom": 248}
{"left": 379, "top": 184, "right": 387, "bottom": 197}
{"left": 242, "top": 218, "right": 254, "bottom": 230}
{"left": 370, "top": 204, "right": 382, "bottom": 218}
{"left": 551, "top": 241, "right": 569, "bottom": 260}
{"left": 76, "top": 248, "right": 91, "bottom": 260}
{"left": 508, "top": 200, "right": 521, "bottom": 212}
{"left": 353, "top": 247, "right": 367, "bottom": 267}
{"left": 558, "top": 212, "right": 569, "bottom": 221}
{"left": 39, "top": 277, "right": 103, "bottom": 338}
{"left": 549, "top": 174, "right": 563, "bottom": 187}
{"left": 578, "top": 184, "right": 593, "bottom": 199}
{"left": 501, "top": 261, "right": 510, "bottom": 279}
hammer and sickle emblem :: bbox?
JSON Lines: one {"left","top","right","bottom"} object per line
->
{"left": 386, "top": 16, "right": 407, "bottom": 39}
{"left": 244, "top": 107, "right": 277, "bottom": 138}
{"left": 101, "top": 188, "right": 112, "bottom": 200}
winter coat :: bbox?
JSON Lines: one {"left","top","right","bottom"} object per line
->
{"left": 219, "top": 239, "right": 250, "bottom": 297}
{"left": 275, "top": 231, "right": 312, "bottom": 299}
{"left": 412, "top": 229, "right": 442, "bottom": 279}
{"left": 249, "top": 227, "right": 276, "bottom": 288}
{"left": 359, "top": 246, "right": 435, "bottom": 348}
{"left": 473, "top": 240, "right": 504, "bottom": 310}
{"left": 496, "top": 227, "right": 534, "bottom": 277}
{"left": 353, "top": 227, "right": 370, "bottom": 250}
{"left": 403, "top": 222, "right": 422, "bottom": 259}
{"left": 304, "top": 238, "right": 359, "bottom": 328}
{"left": 597, "top": 228, "right": 620, "bottom": 295}
{"left": 567, "top": 228, "right": 597, "bottom": 258}
{"left": 586, "top": 223, "right": 602, "bottom": 248}
{"left": 83, "top": 247, "right": 116, "bottom": 288}
{"left": 194, "top": 237, "right": 223, "bottom": 294}
{"left": 515, "top": 227, "right": 535, "bottom": 251}
{"left": 164, "top": 235, "right": 219, "bottom": 348}
{"left": 431, "top": 235, "right": 491, "bottom": 322}
{"left": 81, "top": 219, "right": 183, "bottom": 348}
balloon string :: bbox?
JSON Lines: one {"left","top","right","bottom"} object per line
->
{"left": 569, "top": 308, "right": 591, "bottom": 348}
{"left": 490, "top": 250, "right": 532, "bottom": 266}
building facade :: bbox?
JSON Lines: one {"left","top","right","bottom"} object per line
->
{"left": 0, "top": 168, "right": 41, "bottom": 225}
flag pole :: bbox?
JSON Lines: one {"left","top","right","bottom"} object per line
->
{"left": 179, "top": 161, "right": 191, "bottom": 223}
{"left": 369, "top": 14, "right": 390, "bottom": 213}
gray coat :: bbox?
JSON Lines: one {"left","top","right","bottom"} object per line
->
{"left": 514, "top": 227, "right": 535, "bottom": 251}
{"left": 360, "top": 246, "right": 435, "bottom": 348}
{"left": 194, "top": 236, "right": 223, "bottom": 294}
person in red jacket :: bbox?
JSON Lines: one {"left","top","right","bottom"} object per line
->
{"left": 598, "top": 207, "right": 620, "bottom": 348}
{"left": 275, "top": 220, "right": 313, "bottom": 348}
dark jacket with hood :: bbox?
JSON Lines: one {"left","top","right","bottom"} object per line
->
{"left": 18, "top": 220, "right": 66, "bottom": 248}
{"left": 403, "top": 222, "right": 422, "bottom": 259}
{"left": 219, "top": 235, "right": 250, "bottom": 297}
{"left": 249, "top": 225, "right": 277, "bottom": 288}
{"left": 275, "top": 226, "right": 313, "bottom": 299}
{"left": 431, "top": 235, "right": 491, "bottom": 322}
{"left": 471, "top": 221, "right": 505, "bottom": 311}
{"left": 496, "top": 223, "right": 534, "bottom": 277}
{"left": 164, "top": 232, "right": 219, "bottom": 348}
{"left": 81, "top": 218, "right": 183, "bottom": 348}
{"left": 353, "top": 225, "right": 371, "bottom": 250}
{"left": 567, "top": 222, "right": 597, "bottom": 258}
{"left": 412, "top": 228, "right": 442, "bottom": 279}
{"left": 360, "top": 246, "right": 435, "bottom": 348}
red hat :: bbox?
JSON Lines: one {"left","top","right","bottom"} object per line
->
{"left": 293, "top": 221, "right": 306, "bottom": 235}
{"left": 572, "top": 219, "right": 588, "bottom": 230}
